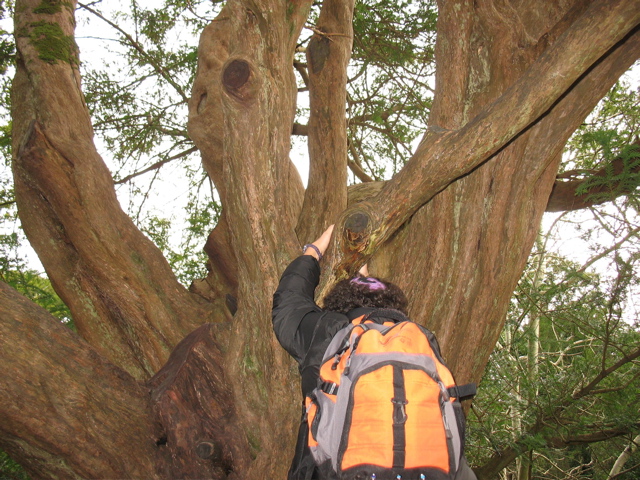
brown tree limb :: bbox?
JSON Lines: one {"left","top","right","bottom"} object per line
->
{"left": 475, "top": 422, "right": 640, "bottom": 479}
{"left": 348, "top": 140, "right": 375, "bottom": 183}
{"left": 296, "top": 0, "right": 356, "bottom": 244}
{"left": 210, "top": 0, "right": 315, "bottom": 476}
{"left": 0, "top": 281, "right": 157, "bottom": 479}
{"left": 292, "top": 122, "right": 308, "bottom": 136}
{"left": 293, "top": 60, "right": 310, "bottom": 89}
{"left": 12, "top": 0, "right": 211, "bottom": 378}
{"left": 187, "top": 4, "right": 306, "bottom": 305}
{"left": 546, "top": 142, "right": 640, "bottom": 211}
{"left": 327, "top": 0, "right": 640, "bottom": 278}
{"left": 546, "top": 424, "right": 640, "bottom": 448}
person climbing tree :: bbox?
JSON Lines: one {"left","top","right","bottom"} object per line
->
{"left": 272, "top": 225, "right": 477, "bottom": 480}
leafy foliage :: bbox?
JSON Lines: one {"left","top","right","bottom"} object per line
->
{"left": 0, "top": 449, "right": 29, "bottom": 480}
{"left": 563, "top": 76, "right": 640, "bottom": 207}
{"left": 0, "top": 230, "right": 72, "bottom": 324}
{"left": 467, "top": 240, "right": 640, "bottom": 478}
{"left": 0, "top": 3, "right": 14, "bottom": 76}
{"left": 345, "top": 0, "right": 436, "bottom": 181}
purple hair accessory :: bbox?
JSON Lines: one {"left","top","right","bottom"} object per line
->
{"left": 350, "top": 277, "right": 387, "bottom": 291}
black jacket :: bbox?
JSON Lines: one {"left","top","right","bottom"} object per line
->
{"left": 272, "top": 255, "right": 351, "bottom": 479}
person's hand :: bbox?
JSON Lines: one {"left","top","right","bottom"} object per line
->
{"left": 304, "top": 224, "right": 334, "bottom": 260}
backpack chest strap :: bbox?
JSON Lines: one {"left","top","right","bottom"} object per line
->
{"left": 447, "top": 383, "right": 477, "bottom": 401}
{"left": 319, "top": 381, "right": 339, "bottom": 395}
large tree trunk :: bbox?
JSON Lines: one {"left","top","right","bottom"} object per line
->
{"left": 1, "top": 0, "right": 639, "bottom": 478}
{"left": 343, "top": 0, "right": 640, "bottom": 384}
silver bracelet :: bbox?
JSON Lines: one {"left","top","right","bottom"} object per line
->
{"left": 302, "top": 244, "right": 322, "bottom": 261}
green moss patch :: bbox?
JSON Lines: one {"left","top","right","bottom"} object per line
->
{"left": 28, "top": 21, "right": 77, "bottom": 64}
{"left": 34, "top": 0, "right": 61, "bottom": 14}
{"left": 33, "top": 0, "right": 73, "bottom": 15}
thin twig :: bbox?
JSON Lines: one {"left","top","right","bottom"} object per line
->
{"left": 115, "top": 146, "right": 198, "bottom": 184}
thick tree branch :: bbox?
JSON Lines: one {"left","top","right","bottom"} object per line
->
{"left": 546, "top": 142, "right": 640, "bottom": 211}
{"left": 187, "top": 4, "right": 306, "bottom": 306}
{"left": 12, "top": 0, "right": 210, "bottom": 378}
{"left": 0, "top": 282, "right": 156, "bottom": 479}
{"left": 329, "top": 0, "right": 640, "bottom": 277}
{"left": 187, "top": 6, "right": 231, "bottom": 195}
{"left": 209, "top": 0, "right": 317, "bottom": 476}
{"left": 293, "top": 60, "right": 310, "bottom": 89}
{"left": 296, "top": 0, "right": 356, "bottom": 244}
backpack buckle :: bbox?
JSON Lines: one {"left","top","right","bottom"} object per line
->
{"left": 391, "top": 398, "right": 408, "bottom": 424}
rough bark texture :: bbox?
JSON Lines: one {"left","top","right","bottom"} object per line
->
{"left": 149, "top": 324, "right": 251, "bottom": 479}
{"left": 0, "top": 282, "right": 156, "bottom": 479}
{"left": 2, "top": 0, "right": 639, "bottom": 478}
{"left": 326, "top": 1, "right": 640, "bottom": 387}
{"left": 11, "top": 0, "right": 212, "bottom": 381}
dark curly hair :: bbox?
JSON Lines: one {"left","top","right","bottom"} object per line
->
{"left": 322, "top": 276, "right": 408, "bottom": 314}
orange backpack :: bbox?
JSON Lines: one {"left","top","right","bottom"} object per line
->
{"left": 305, "top": 309, "right": 476, "bottom": 480}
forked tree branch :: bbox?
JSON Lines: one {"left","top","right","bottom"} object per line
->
{"left": 326, "top": 0, "right": 640, "bottom": 279}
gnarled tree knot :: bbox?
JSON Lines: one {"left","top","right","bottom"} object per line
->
{"left": 222, "top": 59, "right": 252, "bottom": 99}
{"left": 343, "top": 211, "right": 371, "bottom": 252}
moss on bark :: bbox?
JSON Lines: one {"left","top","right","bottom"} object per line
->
{"left": 28, "top": 21, "right": 77, "bottom": 64}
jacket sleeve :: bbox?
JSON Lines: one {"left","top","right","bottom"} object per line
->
{"left": 272, "top": 255, "right": 324, "bottom": 363}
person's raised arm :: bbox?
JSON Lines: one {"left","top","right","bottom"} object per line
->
{"left": 272, "top": 225, "right": 335, "bottom": 363}
{"left": 302, "top": 224, "right": 334, "bottom": 261}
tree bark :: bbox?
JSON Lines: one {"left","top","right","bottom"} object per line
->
{"left": 0, "top": 282, "right": 156, "bottom": 479}
{"left": 149, "top": 324, "right": 252, "bottom": 479}
{"left": 342, "top": 1, "right": 640, "bottom": 386}
{"left": 329, "top": 0, "right": 640, "bottom": 275}
{"left": 296, "top": 0, "right": 355, "bottom": 242}
{"left": 11, "top": 0, "right": 212, "bottom": 379}
{"left": 195, "top": 0, "right": 315, "bottom": 476}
